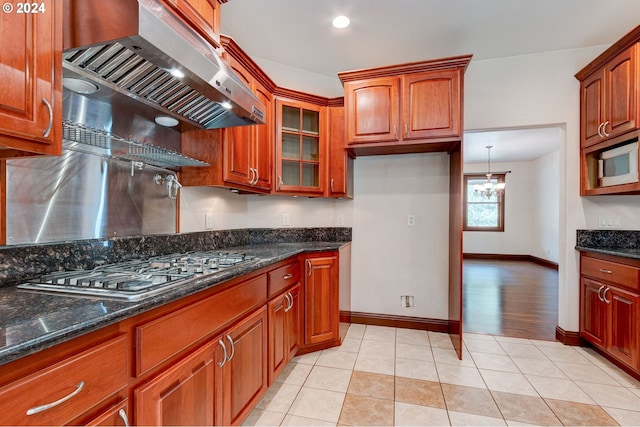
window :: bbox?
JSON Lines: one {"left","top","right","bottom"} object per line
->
{"left": 463, "top": 174, "right": 505, "bottom": 232}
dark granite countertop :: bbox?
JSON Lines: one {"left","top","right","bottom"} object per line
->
{"left": 575, "top": 229, "right": 640, "bottom": 260}
{"left": 0, "top": 241, "right": 349, "bottom": 367}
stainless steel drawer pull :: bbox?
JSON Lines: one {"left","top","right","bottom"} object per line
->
{"left": 284, "top": 292, "right": 293, "bottom": 312}
{"left": 283, "top": 273, "right": 293, "bottom": 280}
{"left": 42, "top": 97, "right": 53, "bottom": 138}
{"left": 599, "top": 269, "right": 613, "bottom": 274}
{"left": 26, "top": 381, "right": 85, "bottom": 415}
{"left": 217, "top": 339, "right": 227, "bottom": 367}
{"left": 118, "top": 408, "right": 130, "bottom": 427}
{"left": 226, "top": 335, "right": 235, "bottom": 362}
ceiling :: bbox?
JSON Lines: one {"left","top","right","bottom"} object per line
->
{"left": 219, "top": 1, "right": 640, "bottom": 162}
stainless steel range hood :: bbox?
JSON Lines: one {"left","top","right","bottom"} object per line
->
{"left": 63, "top": 0, "right": 265, "bottom": 130}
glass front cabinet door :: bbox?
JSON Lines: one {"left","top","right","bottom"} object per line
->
{"left": 275, "top": 98, "right": 326, "bottom": 195}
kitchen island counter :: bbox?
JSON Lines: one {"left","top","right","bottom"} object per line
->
{"left": 0, "top": 241, "right": 348, "bottom": 366}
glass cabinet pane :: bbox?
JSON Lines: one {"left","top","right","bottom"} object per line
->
{"left": 282, "top": 133, "right": 300, "bottom": 159}
{"left": 302, "top": 109, "right": 319, "bottom": 135}
{"left": 282, "top": 161, "right": 300, "bottom": 186}
{"left": 302, "top": 136, "right": 319, "bottom": 161}
{"left": 282, "top": 106, "right": 300, "bottom": 132}
{"left": 302, "top": 163, "right": 319, "bottom": 187}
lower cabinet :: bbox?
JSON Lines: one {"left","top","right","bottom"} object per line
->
{"left": 135, "top": 341, "right": 217, "bottom": 426}
{"left": 135, "top": 308, "right": 268, "bottom": 427}
{"left": 86, "top": 400, "right": 130, "bottom": 426}
{"left": 580, "top": 253, "right": 640, "bottom": 372}
{"left": 217, "top": 307, "right": 268, "bottom": 426}
{"left": 302, "top": 253, "right": 340, "bottom": 347}
{"left": 268, "top": 283, "right": 302, "bottom": 384}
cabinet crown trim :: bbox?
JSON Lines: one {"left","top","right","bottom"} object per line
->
{"left": 337, "top": 55, "right": 472, "bottom": 83}
{"left": 576, "top": 24, "right": 640, "bottom": 80}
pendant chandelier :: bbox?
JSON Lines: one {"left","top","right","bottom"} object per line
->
{"left": 473, "top": 145, "right": 506, "bottom": 198}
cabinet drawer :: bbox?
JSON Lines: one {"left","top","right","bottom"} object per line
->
{"left": 582, "top": 256, "right": 640, "bottom": 290}
{"left": 0, "top": 335, "right": 127, "bottom": 426}
{"left": 268, "top": 261, "right": 300, "bottom": 297}
{"left": 136, "top": 274, "right": 267, "bottom": 375}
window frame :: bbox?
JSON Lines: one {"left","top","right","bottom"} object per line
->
{"left": 463, "top": 173, "right": 506, "bottom": 232}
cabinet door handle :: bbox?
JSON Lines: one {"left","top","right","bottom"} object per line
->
{"left": 602, "top": 120, "right": 610, "bottom": 137}
{"left": 42, "top": 97, "right": 53, "bottom": 138}
{"left": 284, "top": 292, "right": 293, "bottom": 312}
{"left": 283, "top": 273, "right": 293, "bottom": 280}
{"left": 405, "top": 123, "right": 409, "bottom": 135}
{"left": 254, "top": 168, "right": 260, "bottom": 185}
{"left": 307, "top": 260, "right": 312, "bottom": 276}
{"left": 217, "top": 339, "right": 228, "bottom": 367}
{"left": 597, "top": 285, "right": 605, "bottom": 302}
{"left": 393, "top": 125, "right": 397, "bottom": 139}
{"left": 331, "top": 178, "right": 335, "bottom": 193}
{"left": 603, "top": 287, "right": 611, "bottom": 304}
{"left": 118, "top": 409, "right": 130, "bottom": 427}
{"left": 277, "top": 175, "right": 283, "bottom": 191}
{"left": 599, "top": 269, "right": 613, "bottom": 274}
{"left": 226, "top": 334, "right": 235, "bottom": 362}
{"left": 26, "top": 381, "right": 85, "bottom": 415}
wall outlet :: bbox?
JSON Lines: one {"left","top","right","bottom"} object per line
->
{"left": 204, "top": 212, "right": 213, "bottom": 230}
{"left": 598, "top": 215, "right": 622, "bottom": 228}
{"left": 282, "top": 213, "right": 290, "bottom": 226}
{"left": 337, "top": 214, "right": 345, "bottom": 226}
{"left": 401, "top": 295, "right": 415, "bottom": 308}
{"left": 407, "top": 214, "right": 416, "bottom": 227}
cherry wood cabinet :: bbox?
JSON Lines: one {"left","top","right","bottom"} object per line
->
{"left": 268, "top": 283, "right": 301, "bottom": 384}
{"left": 338, "top": 56, "right": 471, "bottom": 156}
{"left": 578, "top": 45, "right": 637, "bottom": 148}
{"left": 0, "top": 335, "right": 127, "bottom": 426}
{"left": 0, "top": 0, "right": 62, "bottom": 158}
{"left": 580, "top": 252, "right": 640, "bottom": 372}
{"left": 162, "top": 0, "right": 222, "bottom": 48}
{"left": 181, "top": 37, "right": 275, "bottom": 193}
{"left": 576, "top": 25, "right": 640, "bottom": 196}
{"left": 328, "top": 101, "right": 354, "bottom": 198}
{"left": 301, "top": 252, "right": 340, "bottom": 348}
{"left": 274, "top": 94, "right": 327, "bottom": 196}
{"left": 86, "top": 399, "right": 130, "bottom": 426}
{"left": 135, "top": 342, "right": 217, "bottom": 426}
{"left": 217, "top": 307, "right": 268, "bottom": 426}
{"left": 0, "top": 251, "right": 345, "bottom": 425}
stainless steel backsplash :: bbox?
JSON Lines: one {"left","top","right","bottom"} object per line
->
{"left": 5, "top": 150, "right": 177, "bottom": 245}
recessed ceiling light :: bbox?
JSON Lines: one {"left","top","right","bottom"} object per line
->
{"left": 332, "top": 15, "right": 350, "bottom": 29}
{"left": 154, "top": 115, "right": 179, "bottom": 127}
{"left": 220, "top": 101, "right": 233, "bottom": 109}
{"left": 63, "top": 77, "right": 99, "bottom": 94}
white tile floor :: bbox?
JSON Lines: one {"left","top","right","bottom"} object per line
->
{"left": 244, "top": 324, "right": 640, "bottom": 426}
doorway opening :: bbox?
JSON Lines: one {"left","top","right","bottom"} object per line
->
{"left": 461, "top": 125, "right": 562, "bottom": 341}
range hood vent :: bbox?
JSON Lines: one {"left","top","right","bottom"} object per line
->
{"left": 63, "top": 0, "right": 265, "bottom": 130}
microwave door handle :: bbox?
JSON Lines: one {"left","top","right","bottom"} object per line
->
{"left": 597, "top": 159, "right": 604, "bottom": 179}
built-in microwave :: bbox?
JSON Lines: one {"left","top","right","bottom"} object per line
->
{"left": 598, "top": 141, "right": 639, "bottom": 187}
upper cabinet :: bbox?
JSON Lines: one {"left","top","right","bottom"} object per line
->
{"left": 576, "top": 25, "right": 640, "bottom": 195}
{"left": 328, "top": 101, "right": 353, "bottom": 198}
{"left": 273, "top": 90, "right": 327, "bottom": 196}
{"left": 162, "top": 0, "right": 222, "bottom": 48}
{"left": 579, "top": 45, "right": 637, "bottom": 148}
{"left": 0, "top": 0, "right": 62, "bottom": 158}
{"left": 338, "top": 56, "right": 472, "bottom": 156}
{"left": 180, "top": 36, "right": 275, "bottom": 193}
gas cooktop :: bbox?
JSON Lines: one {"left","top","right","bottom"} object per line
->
{"left": 17, "top": 251, "right": 258, "bottom": 301}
